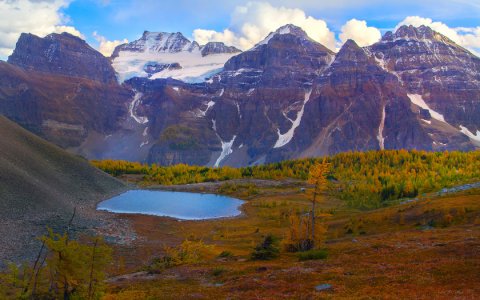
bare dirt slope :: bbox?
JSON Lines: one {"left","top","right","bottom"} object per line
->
{"left": 0, "top": 115, "right": 126, "bottom": 265}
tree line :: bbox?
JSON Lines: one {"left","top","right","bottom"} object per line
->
{"left": 92, "top": 150, "right": 480, "bottom": 209}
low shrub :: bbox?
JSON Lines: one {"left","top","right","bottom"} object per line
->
{"left": 251, "top": 235, "right": 280, "bottom": 260}
{"left": 147, "top": 239, "right": 215, "bottom": 273}
{"left": 218, "top": 251, "right": 233, "bottom": 258}
{"left": 297, "top": 249, "right": 328, "bottom": 261}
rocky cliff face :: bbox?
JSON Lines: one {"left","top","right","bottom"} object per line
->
{"left": 2, "top": 24, "right": 479, "bottom": 165}
{"left": 133, "top": 25, "right": 477, "bottom": 166}
{"left": 0, "top": 32, "right": 130, "bottom": 149}
{"left": 291, "top": 40, "right": 435, "bottom": 160}
{"left": 8, "top": 32, "right": 117, "bottom": 84}
{"left": 368, "top": 25, "right": 480, "bottom": 148}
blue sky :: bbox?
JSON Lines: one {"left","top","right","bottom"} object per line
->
{"left": 0, "top": 0, "right": 479, "bottom": 58}
{"left": 65, "top": 0, "right": 480, "bottom": 42}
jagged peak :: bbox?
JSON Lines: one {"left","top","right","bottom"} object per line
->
{"left": 17, "top": 31, "right": 85, "bottom": 44}
{"left": 335, "top": 39, "right": 368, "bottom": 60}
{"left": 141, "top": 31, "right": 188, "bottom": 41}
{"left": 113, "top": 30, "right": 200, "bottom": 55}
{"left": 253, "top": 24, "right": 310, "bottom": 48}
{"left": 200, "top": 42, "right": 241, "bottom": 57}
{"left": 341, "top": 39, "right": 361, "bottom": 50}
{"left": 381, "top": 25, "right": 456, "bottom": 46}
{"left": 275, "top": 24, "right": 307, "bottom": 36}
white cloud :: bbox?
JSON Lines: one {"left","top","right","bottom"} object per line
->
{"left": 193, "top": 1, "right": 336, "bottom": 51}
{"left": 93, "top": 32, "right": 128, "bottom": 57}
{"left": 339, "top": 19, "right": 381, "bottom": 47}
{"left": 54, "top": 25, "right": 83, "bottom": 38}
{"left": 397, "top": 16, "right": 480, "bottom": 55}
{"left": 0, "top": 0, "right": 82, "bottom": 58}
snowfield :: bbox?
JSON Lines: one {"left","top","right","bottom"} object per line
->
{"left": 112, "top": 50, "right": 237, "bottom": 83}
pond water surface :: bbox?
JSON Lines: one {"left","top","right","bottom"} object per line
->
{"left": 97, "top": 190, "right": 244, "bottom": 220}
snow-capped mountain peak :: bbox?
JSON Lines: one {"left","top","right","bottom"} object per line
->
{"left": 142, "top": 31, "right": 200, "bottom": 53}
{"left": 111, "top": 30, "right": 241, "bottom": 83}
{"left": 254, "top": 24, "right": 309, "bottom": 48}
{"left": 112, "top": 31, "right": 200, "bottom": 58}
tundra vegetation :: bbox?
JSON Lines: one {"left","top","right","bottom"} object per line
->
{"left": 2, "top": 150, "right": 479, "bottom": 299}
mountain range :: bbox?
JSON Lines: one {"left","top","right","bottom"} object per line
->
{"left": 0, "top": 24, "right": 479, "bottom": 167}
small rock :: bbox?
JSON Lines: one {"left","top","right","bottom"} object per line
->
{"left": 315, "top": 283, "right": 333, "bottom": 291}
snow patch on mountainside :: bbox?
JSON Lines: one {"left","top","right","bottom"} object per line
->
{"left": 129, "top": 92, "right": 148, "bottom": 124}
{"left": 214, "top": 135, "right": 237, "bottom": 167}
{"left": 408, "top": 94, "right": 445, "bottom": 122}
{"left": 254, "top": 24, "right": 295, "bottom": 49}
{"left": 235, "top": 102, "right": 241, "bottom": 119}
{"left": 197, "top": 100, "right": 215, "bottom": 117}
{"left": 274, "top": 89, "right": 312, "bottom": 148}
{"left": 194, "top": 101, "right": 215, "bottom": 118}
{"left": 377, "top": 105, "right": 386, "bottom": 150}
{"left": 459, "top": 125, "right": 480, "bottom": 143}
{"left": 140, "top": 127, "right": 150, "bottom": 147}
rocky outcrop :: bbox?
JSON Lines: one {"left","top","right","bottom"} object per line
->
{"left": 200, "top": 42, "right": 241, "bottom": 57}
{"left": 144, "top": 62, "right": 182, "bottom": 77}
{"left": 8, "top": 32, "right": 117, "bottom": 84}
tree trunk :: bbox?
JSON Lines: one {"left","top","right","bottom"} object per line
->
{"left": 26, "top": 239, "right": 45, "bottom": 296}
{"left": 87, "top": 238, "right": 99, "bottom": 300}
{"left": 311, "top": 187, "right": 318, "bottom": 249}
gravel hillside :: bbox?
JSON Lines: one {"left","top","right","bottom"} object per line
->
{"left": 0, "top": 115, "right": 126, "bottom": 265}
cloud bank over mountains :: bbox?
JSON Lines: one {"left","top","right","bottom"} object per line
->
{"left": 0, "top": 1, "right": 479, "bottom": 57}
{"left": 193, "top": 2, "right": 480, "bottom": 54}
{"left": 193, "top": 2, "right": 336, "bottom": 51}
{"left": 0, "top": 0, "right": 82, "bottom": 57}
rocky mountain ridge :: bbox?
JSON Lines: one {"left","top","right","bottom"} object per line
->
{"left": 1, "top": 24, "right": 479, "bottom": 167}
{"left": 8, "top": 32, "right": 117, "bottom": 84}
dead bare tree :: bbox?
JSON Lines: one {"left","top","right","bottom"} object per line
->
{"left": 87, "top": 238, "right": 99, "bottom": 300}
